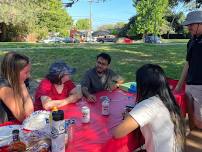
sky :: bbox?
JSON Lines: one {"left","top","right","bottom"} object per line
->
{"left": 63, "top": 0, "right": 136, "bottom": 30}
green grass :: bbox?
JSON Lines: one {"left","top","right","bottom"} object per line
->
{"left": 0, "top": 42, "right": 187, "bottom": 83}
{"left": 161, "top": 39, "right": 189, "bottom": 43}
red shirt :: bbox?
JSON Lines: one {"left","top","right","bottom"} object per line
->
{"left": 34, "top": 78, "right": 75, "bottom": 110}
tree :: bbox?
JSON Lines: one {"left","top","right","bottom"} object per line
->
{"left": 0, "top": 0, "right": 39, "bottom": 41}
{"left": 36, "top": 0, "right": 73, "bottom": 37}
{"left": 134, "top": 0, "right": 202, "bottom": 7}
{"left": 118, "top": 16, "right": 136, "bottom": 37}
{"left": 0, "top": 0, "right": 73, "bottom": 41}
{"left": 131, "top": 0, "right": 169, "bottom": 36}
{"left": 75, "top": 19, "right": 90, "bottom": 30}
{"left": 97, "top": 22, "right": 126, "bottom": 31}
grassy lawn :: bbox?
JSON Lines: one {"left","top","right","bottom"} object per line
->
{"left": 161, "top": 39, "right": 189, "bottom": 43}
{"left": 0, "top": 42, "right": 188, "bottom": 83}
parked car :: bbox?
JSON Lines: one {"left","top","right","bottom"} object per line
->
{"left": 144, "top": 35, "right": 161, "bottom": 43}
{"left": 43, "top": 37, "right": 63, "bottom": 43}
{"left": 62, "top": 37, "right": 80, "bottom": 43}
{"left": 96, "top": 36, "right": 116, "bottom": 43}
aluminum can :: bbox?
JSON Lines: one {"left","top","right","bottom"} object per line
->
{"left": 102, "top": 100, "right": 110, "bottom": 115}
{"left": 81, "top": 106, "right": 90, "bottom": 123}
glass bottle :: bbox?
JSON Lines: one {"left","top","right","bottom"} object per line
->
{"left": 9, "top": 129, "right": 26, "bottom": 152}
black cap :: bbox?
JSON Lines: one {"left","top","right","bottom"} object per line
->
{"left": 12, "top": 129, "right": 19, "bottom": 134}
{"left": 52, "top": 110, "right": 64, "bottom": 121}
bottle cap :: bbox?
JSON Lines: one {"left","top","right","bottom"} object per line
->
{"left": 12, "top": 129, "right": 19, "bottom": 134}
{"left": 52, "top": 110, "right": 64, "bottom": 121}
{"left": 82, "top": 106, "right": 89, "bottom": 110}
{"left": 51, "top": 106, "right": 58, "bottom": 112}
{"left": 70, "top": 119, "right": 76, "bottom": 124}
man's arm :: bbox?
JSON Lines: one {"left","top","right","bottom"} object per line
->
{"left": 112, "top": 115, "right": 139, "bottom": 138}
{"left": 110, "top": 70, "right": 124, "bottom": 90}
{"left": 81, "top": 70, "right": 96, "bottom": 102}
{"left": 175, "top": 62, "right": 189, "bottom": 92}
{"left": 82, "top": 86, "right": 96, "bottom": 102}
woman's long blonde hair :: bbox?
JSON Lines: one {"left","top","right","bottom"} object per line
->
{"left": 1, "top": 52, "right": 30, "bottom": 97}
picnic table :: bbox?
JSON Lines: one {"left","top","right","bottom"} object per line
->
{"left": 0, "top": 85, "right": 186, "bottom": 152}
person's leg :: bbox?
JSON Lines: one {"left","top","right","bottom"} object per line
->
{"left": 185, "top": 91, "right": 196, "bottom": 130}
{"left": 185, "top": 92, "right": 195, "bottom": 130}
{"left": 186, "top": 85, "right": 202, "bottom": 130}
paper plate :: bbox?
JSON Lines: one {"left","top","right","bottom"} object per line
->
{"left": 0, "top": 125, "right": 22, "bottom": 147}
{"left": 22, "top": 110, "right": 50, "bottom": 131}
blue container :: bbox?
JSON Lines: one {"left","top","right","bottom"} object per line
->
{"left": 128, "top": 84, "right": 136, "bottom": 93}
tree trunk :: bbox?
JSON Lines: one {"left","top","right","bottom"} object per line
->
{"left": 0, "top": 23, "right": 7, "bottom": 42}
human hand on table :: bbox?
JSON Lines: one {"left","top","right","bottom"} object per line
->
{"left": 106, "top": 84, "right": 118, "bottom": 91}
{"left": 87, "top": 94, "right": 96, "bottom": 102}
{"left": 122, "top": 111, "right": 130, "bottom": 120}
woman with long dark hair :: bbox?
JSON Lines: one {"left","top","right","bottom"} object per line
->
{"left": 0, "top": 52, "right": 34, "bottom": 123}
{"left": 113, "top": 64, "right": 185, "bottom": 152}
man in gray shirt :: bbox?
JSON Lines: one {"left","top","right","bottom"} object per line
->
{"left": 81, "top": 53, "right": 123, "bottom": 102}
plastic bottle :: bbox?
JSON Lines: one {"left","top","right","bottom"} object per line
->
{"left": 51, "top": 110, "right": 65, "bottom": 152}
{"left": 9, "top": 129, "right": 26, "bottom": 152}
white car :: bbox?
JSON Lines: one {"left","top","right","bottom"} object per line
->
{"left": 43, "top": 37, "right": 64, "bottom": 43}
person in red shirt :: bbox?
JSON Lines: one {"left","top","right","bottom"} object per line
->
{"left": 34, "top": 61, "right": 82, "bottom": 111}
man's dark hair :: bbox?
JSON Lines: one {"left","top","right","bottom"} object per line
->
{"left": 96, "top": 53, "right": 111, "bottom": 64}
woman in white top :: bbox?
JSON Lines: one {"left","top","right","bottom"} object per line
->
{"left": 113, "top": 64, "right": 185, "bottom": 152}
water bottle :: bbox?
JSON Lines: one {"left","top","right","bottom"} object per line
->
{"left": 51, "top": 110, "right": 65, "bottom": 152}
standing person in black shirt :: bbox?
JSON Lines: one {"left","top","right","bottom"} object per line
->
{"left": 175, "top": 10, "right": 202, "bottom": 130}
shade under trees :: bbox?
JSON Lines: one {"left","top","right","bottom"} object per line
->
{"left": 0, "top": 0, "right": 73, "bottom": 41}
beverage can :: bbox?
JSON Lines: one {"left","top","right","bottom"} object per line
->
{"left": 100, "top": 96, "right": 109, "bottom": 102}
{"left": 102, "top": 100, "right": 110, "bottom": 115}
{"left": 81, "top": 106, "right": 90, "bottom": 123}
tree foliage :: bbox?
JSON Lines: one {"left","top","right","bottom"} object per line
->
{"left": 131, "top": 0, "right": 169, "bottom": 36}
{"left": 133, "top": 0, "right": 201, "bottom": 7}
{"left": 75, "top": 19, "right": 90, "bottom": 30}
{"left": 118, "top": 16, "right": 136, "bottom": 37}
{"left": 97, "top": 22, "right": 126, "bottom": 31}
{"left": 0, "top": 0, "right": 73, "bottom": 41}
{"left": 36, "top": 0, "right": 72, "bottom": 37}
{"left": 165, "top": 10, "right": 186, "bottom": 33}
